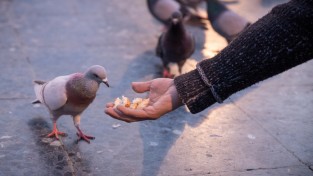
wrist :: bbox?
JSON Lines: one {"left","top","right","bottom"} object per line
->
{"left": 174, "top": 69, "right": 217, "bottom": 113}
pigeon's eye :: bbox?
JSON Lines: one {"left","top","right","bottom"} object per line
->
{"left": 93, "top": 74, "right": 98, "bottom": 78}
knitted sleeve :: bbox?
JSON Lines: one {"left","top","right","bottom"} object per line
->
{"left": 174, "top": 0, "right": 313, "bottom": 114}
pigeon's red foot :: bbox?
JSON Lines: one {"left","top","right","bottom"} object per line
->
{"left": 163, "top": 69, "right": 174, "bottom": 78}
{"left": 76, "top": 132, "right": 95, "bottom": 144}
{"left": 47, "top": 128, "right": 66, "bottom": 140}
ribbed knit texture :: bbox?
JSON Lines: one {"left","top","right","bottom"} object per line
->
{"left": 174, "top": 0, "right": 313, "bottom": 114}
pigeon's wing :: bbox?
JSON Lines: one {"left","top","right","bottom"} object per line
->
{"left": 43, "top": 75, "right": 70, "bottom": 111}
{"left": 156, "top": 33, "right": 170, "bottom": 67}
{"left": 181, "top": 32, "right": 195, "bottom": 59}
{"left": 156, "top": 33, "right": 164, "bottom": 58}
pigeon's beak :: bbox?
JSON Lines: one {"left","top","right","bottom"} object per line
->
{"left": 172, "top": 18, "right": 179, "bottom": 24}
{"left": 102, "top": 78, "right": 109, "bottom": 87}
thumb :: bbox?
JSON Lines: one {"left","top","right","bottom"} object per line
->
{"left": 132, "top": 81, "right": 152, "bottom": 93}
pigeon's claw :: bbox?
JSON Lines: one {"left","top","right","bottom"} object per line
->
{"left": 47, "top": 124, "right": 66, "bottom": 140}
{"left": 163, "top": 69, "right": 174, "bottom": 78}
{"left": 76, "top": 132, "right": 95, "bottom": 144}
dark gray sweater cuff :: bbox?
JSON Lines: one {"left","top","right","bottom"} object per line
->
{"left": 174, "top": 70, "right": 217, "bottom": 114}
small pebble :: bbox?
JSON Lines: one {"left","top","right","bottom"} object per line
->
{"left": 50, "top": 140, "right": 62, "bottom": 147}
{"left": 247, "top": 134, "right": 256, "bottom": 140}
{"left": 112, "top": 123, "right": 121, "bottom": 129}
{"left": 172, "top": 129, "right": 182, "bottom": 135}
{"left": 41, "top": 138, "right": 53, "bottom": 143}
{"left": 76, "top": 152, "right": 82, "bottom": 162}
{"left": 33, "top": 104, "right": 41, "bottom": 108}
{"left": 149, "top": 142, "right": 158, "bottom": 146}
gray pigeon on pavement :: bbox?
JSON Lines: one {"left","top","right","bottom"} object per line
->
{"left": 156, "top": 11, "right": 195, "bottom": 78}
{"left": 32, "top": 65, "right": 109, "bottom": 143}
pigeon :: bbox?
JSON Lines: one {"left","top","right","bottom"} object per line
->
{"left": 156, "top": 11, "right": 195, "bottom": 78}
{"left": 32, "top": 65, "right": 109, "bottom": 143}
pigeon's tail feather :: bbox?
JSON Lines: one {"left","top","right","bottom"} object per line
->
{"left": 34, "top": 80, "right": 46, "bottom": 85}
{"left": 31, "top": 99, "right": 41, "bottom": 104}
{"left": 33, "top": 80, "right": 46, "bottom": 104}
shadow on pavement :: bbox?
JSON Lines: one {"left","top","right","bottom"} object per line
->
{"left": 27, "top": 117, "right": 92, "bottom": 176}
{"left": 139, "top": 105, "right": 210, "bottom": 176}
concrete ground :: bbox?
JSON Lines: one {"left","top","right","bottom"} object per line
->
{"left": 0, "top": 0, "right": 312, "bottom": 175}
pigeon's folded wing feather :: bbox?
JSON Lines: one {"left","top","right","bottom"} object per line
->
{"left": 43, "top": 75, "right": 70, "bottom": 111}
{"left": 156, "top": 34, "right": 164, "bottom": 58}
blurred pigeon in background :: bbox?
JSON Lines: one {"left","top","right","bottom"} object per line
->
{"left": 32, "top": 65, "right": 109, "bottom": 143}
{"left": 156, "top": 11, "right": 195, "bottom": 78}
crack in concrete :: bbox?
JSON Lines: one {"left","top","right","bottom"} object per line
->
{"left": 59, "top": 138, "right": 77, "bottom": 176}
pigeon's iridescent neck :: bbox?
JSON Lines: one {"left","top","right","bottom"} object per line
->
{"left": 66, "top": 74, "right": 99, "bottom": 100}
{"left": 72, "top": 73, "right": 83, "bottom": 79}
{"left": 168, "top": 22, "right": 185, "bottom": 36}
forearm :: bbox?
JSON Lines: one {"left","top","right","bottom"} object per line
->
{"left": 174, "top": 0, "right": 313, "bottom": 113}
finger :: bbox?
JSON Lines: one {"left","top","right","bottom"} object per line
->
{"left": 105, "top": 107, "right": 138, "bottom": 123}
{"left": 116, "top": 105, "right": 152, "bottom": 119}
{"left": 106, "top": 102, "right": 114, "bottom": 108}
{"left": 132, "top": 81, "right": 152, "bottom": 93}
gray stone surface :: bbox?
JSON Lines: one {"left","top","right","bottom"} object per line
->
{"left": 0, "top": 0, "right": 312, "bottom": 176}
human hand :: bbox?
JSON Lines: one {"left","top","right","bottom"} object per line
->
{"left": 105, "top": 78, "right": 183, "bottom": 122}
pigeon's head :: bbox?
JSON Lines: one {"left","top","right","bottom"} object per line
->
{"left": 85, "top": 65, "right": 109, "bottom": 87}
{"left": 171, "top": 11, "right": 182, "bottom": 25}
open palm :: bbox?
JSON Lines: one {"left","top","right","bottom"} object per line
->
{"left": 105, "top": 78, "right": 183, "bottom": 122}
